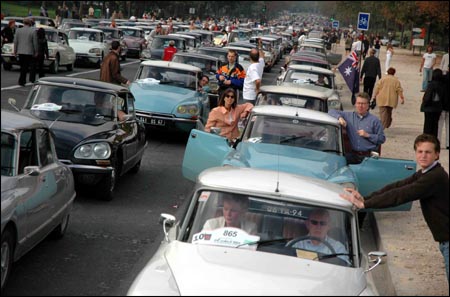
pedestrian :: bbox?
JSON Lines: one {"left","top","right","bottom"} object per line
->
{"left": 216, "top": 49, "right": 246, "bottom": 100}
{"left": 360, "top": 49, "right": 382, "bottom": 99}
{"left": 438, "top": 71, "right": 449, "bottom": 149}
{"left": 55, "top": 6, "right": 62, "bottom": 27}
{"left": 362, "top": 35, "right": 369, "bottom": 59}
{"left": 99, "top": 40, "right": 130, "bottom": 86}
{"left": 147, "top": 23, "right": 162, "bottom": 44}
{"left": 162, "top": 40, "right": 177, "bottom": 61}
{"left": 30, "top": 27, "right": 48, "bottom": 82}
{"left": 243, "top": 45, "right": 265, "bottom": 105}
{"left": 344, "top": 35, "right": 352, "bottom": 55}
{"left": 340, "top": 133, "right": 449, "bottom": 284}
{"left": 373, "top": 36, "right": 381, "bottom": 58}
{"left": 329, "top": 92, "right": 385, "bottom": 164}
{"left": 421, "top": 69, "right": 445, "bottom": 138}
{"left": 13, "top": 18, "right": 37, "bottom": 86}
{"left": 1, "top": 20, "right": 15, "bottom": 46}
{"left": 88, "top": 6, "right": 94, "bottom": 18}
{"left": 440, "top": 47, "right": 449, "bottom": 75}
{"left": 106, "top": 7, "right": 110, "bottom": 20}
{"left": 372, "top": 67, "right": 405, "bottom": 129}
{"left": 385, "top": 44, "right": 394, "bottom": 74}
{"left": 220, "top": 29, "right": 228, "bottom": 47}
{"left": 420, "top": 45, "right": 437, "bottom": 92}
{"left": 351, "top": 35, "right": 363, "bottom": 58}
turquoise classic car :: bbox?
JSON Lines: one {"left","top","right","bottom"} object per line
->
{"left": 130, "top": 60, "right": 210, "bottom": 133}
{"left": 182, "top": 105, "right": 416, "bottom": 211}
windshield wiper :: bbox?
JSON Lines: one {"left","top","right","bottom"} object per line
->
{"left": 279, "top": 135, "right": 305, "bottom": 144}
{"left": 235, "top": 237, "right": 293, "bottom": 248}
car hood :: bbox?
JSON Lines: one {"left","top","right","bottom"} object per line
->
{"left": 42, "top": 119, "right": 116, "bottom": 159}
{"left": 225, "top": 142, "right": 346, "bottom": 180}
{"left": 281, "top": 82, "right": 334, "bottom": 97}
{"left": 129, "top": 241, "right": 366, "bottom": 296}
{"left": 131, "top": 82, "right": 199, "bottom": 114}
{"left": 69, "top": 39, "right": 104, "bottom": 53}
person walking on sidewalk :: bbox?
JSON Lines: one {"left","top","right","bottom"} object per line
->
{"left": 385, "top": 44, "right": 394, "bottom": 74}
{"left": 340, "top": 133, "right": 449, "bottom": 284}
{"left": 420, "top": 45, "right": 437, "bottom": 92}
{"left": 29, "top": 28, "right": 49, "bottom": 82}
{"left": 243, "top": 43, "right": 265, "bottom": 105}
{"left": 13, "top": 18, "right": 37, "bottom": 86}
{"left": 360, "top": 49, "right": 381, "bottom": 99}
{"left": 438, "top": 71, "right": 449, "bottom": 150}
{"left": 100, "top": 41, "right": 130, "bottom": 86}
{"left": 372, "top": 67, "right": 405, "bottom": 129}
{"left": 420, "top": 69, "right": 445, "bottom": 138}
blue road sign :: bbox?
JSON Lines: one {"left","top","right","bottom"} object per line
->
{"left": 357, "top": 12, "right": 370, "bottom": 31}
{"left": 332, "top": 20, "right": 339, "bottom": 29}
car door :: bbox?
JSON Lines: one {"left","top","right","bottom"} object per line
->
{"left": 182, "top": 129, "right": 232, "bottom": 182}
{"left": 350, "top": 157, "right": 416, "bottom": 211}
{"left": 60, "top": 32, "right": 75, "bottom": 64}
{"left": 117, "top": 93, "right": 140, "bottom": 173}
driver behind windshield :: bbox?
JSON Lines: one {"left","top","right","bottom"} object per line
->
{"left": 291, "top": 208, "right": 349, "bottom": 263}
{"left": 202, "top": 194, "right": 257, "bottom": 235}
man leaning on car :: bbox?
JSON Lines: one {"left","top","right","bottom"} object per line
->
{"left": 100, "top": 40, "right": 130, "bottom": 86}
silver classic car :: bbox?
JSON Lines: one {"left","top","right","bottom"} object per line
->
{"left": 127, "top": 167, "right": 387, "bottom": 295}
{"left": 1, "top": 110, "right": 76, "bottom": 291}
{"left": 68, "top": 28, "right": 108, "bottom": 66}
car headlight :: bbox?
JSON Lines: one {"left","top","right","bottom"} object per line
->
{"left": 339, "top": 182, "right": 356, "bottom": 190}
{"left": 2, "top": 45, "right": 13, "bottom": 54}
{"left": 327, "top": 99, "right": 341, "bottom": 109}
{"left": 88, "top": 48, "right": 102, "bottom": 55}
{"left": 209, "top": 81, "right": 219, "bottom": 92}
{"left": 48, "top": 48, "right": 55, "bottom": 57}
{"left": 177, "top": 104, "right": 199, "bottom": 115}
{"left": 74, "top": 142, "right": 111, "bottom": 159}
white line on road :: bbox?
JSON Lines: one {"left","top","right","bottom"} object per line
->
{"left": 1, "top": 60, "right": 141, "bottom": 90}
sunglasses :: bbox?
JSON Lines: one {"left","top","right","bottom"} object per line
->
{"left": 309, "top": 219, "right": 328, "bottom": 226}
{"left": 225, "top": 94, "right": 235, "bottom": 99}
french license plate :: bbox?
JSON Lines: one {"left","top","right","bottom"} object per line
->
{"left": 137, "top": 116, "right": 165, "bottom": 126}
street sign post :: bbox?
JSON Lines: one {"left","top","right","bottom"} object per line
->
{"left": 332, "top": 20, "right": 339, "bottom": 29}
{"left": 357, "top": 12, "right": 370, "bottom": 31}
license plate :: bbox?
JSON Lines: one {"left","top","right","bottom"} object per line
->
{"left": 149, "top": 119, "right": 165, "bottom": 126}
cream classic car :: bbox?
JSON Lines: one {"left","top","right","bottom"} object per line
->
{"left": 68, "top": 28, "right": 108, "bottom": 66}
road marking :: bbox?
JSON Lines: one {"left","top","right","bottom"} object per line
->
{"left": 1, "top": 60, "right": 141, "bottom": 90}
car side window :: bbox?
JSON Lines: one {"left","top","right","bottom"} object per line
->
{"left": 18, "top": 130, "right": 39, "bottom": 175}
{"left": 126, "top": 93, "right": 135, "bottom": 115}
{"left": 37, "top": 129, "right": 55, "bottom": 167}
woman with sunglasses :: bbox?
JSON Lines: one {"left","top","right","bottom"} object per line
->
{"left": 205, "top": 88, "right": 253, "bottom": 140}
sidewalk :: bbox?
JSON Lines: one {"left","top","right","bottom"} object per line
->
{"left": 333, "top": 41, "right": 449, "bottom": 295}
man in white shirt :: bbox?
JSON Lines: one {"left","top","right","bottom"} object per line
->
{"left": 243, "top": 43, "right": 265, "bottom": 105}
{"left": 420, "top": 45, "right": 437, "bottom": 91}
{"left": 351, "top": 37, "right": 363, "bottom": 57}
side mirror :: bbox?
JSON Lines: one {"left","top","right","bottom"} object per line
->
{"left": 364, "top": 251, "right": 387, "bottom": 273}
{"left": 370, "top": 151, "right": 380, "bottom": 159}
{"left": 159, "top": 213, "right": 176, "bottom": 242}
{"left": 24, "top": 166, "right": 41, "bottom": 176}
{"left": 210, "top": 127, "right": 221, "bottom": 135}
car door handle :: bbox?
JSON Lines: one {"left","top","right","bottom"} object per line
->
{"left": 191, "top": 133, "right": 197, "bottom": 138}
{"left": 405, "top": 165, "right": 415, "bottom": 170}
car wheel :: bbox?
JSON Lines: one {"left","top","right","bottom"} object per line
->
{"left": 1, "top": 228, "right": 14, "bottom": 291}
{"left": 50, "top": 55, "right": 59, "bottom": 74}
{"left": 121, "top": 54, "right": 126, "bottom": 62}
{"left": 2, "top": 63, "right": 12, "bottom": 71}
{"left": 50, "top": 213, "right": 70, "bottom": 239}
{"left": 66, "top": 61, "right": 74, "bottom": 71}
{"left": 129, "top": 159, "right": 141, "bottom": 174}
{"left": 96, "top": 165, "right": 116, "bottom": 201}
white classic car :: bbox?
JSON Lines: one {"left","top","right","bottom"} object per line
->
{"left": 1, "top": 28, "right": 75, "bottom": 73}
{"left": 68, "top": 28, "right": 108, "bottom": 66}
{"left": 127, "top": 167, "right": 387, "bottom": 296}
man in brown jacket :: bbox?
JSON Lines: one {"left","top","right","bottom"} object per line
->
{"left": 100, "top": 41, "right": 130, "bottom": 85}
{"left": 372, "top": 67, "right": 405, "bottom": 129}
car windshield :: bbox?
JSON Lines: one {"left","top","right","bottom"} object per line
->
{"left": 151, "top": 38, "right": 184, "bottom": 50}
{"left": 1, "top": 132, "right": 16, "bottom": 177}
{"left": 283, "top": 70, "right": 332, "bottom": 89}
{"left": 101, "top": 29, "right": 120, "bottom": 39}
{"left": 122, "top": 29, "right": 141, "bottom": 37}
{"left": 69, "top": 30, "right": 102, "bottom": 42}
{"left": 25, "top": 85, "right": 118, "bottom": 125}
{"left": 171, "top": 55, "right": 218, "bottom": 73}
{"left": 136, "top": 66, "right": 198, "bottom": 90}
{"left": 242, "top": 115, "right": 341, "bottom": 153}
{"left": 181, "top": 191, "right": 354, "bottom": 267}
{"left": 256, "top": 92, "right": 325, "bottom": 111}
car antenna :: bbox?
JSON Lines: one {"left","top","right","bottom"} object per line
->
{"left": 275, "top": 133, "right": 280, "bottom": 193}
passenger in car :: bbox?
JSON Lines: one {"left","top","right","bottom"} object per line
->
{"left": 202, "top": 194, "right": 257, "bottom": 235}
{"left": 290, "top": 208, "right": 349, "bottom": 263}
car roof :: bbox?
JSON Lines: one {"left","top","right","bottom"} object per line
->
{"left": 251, "top": 105, "right": 339, "bottom": 125}
{"left": 287, "top": 64, "right": 334, "bottom": 75}
{"left": 139, "top": 60, "right": 202, "bottom": 72}
{"left": 198, "top": 167, "right": 352, "bottom": 209}
{"left": 69, "top": 28, "right": 103, "bottom": 33}
{"left": 173, "top": 52, "right": 219, "bottom": 61}
{"left": 117, "top": 26, "right": 144, "bottom": 31}
{"left": 36, "top": 77, "right": 129, "bottom": 93}
{"left": 169, "top": 33, "right": 196, "bottom": 40}
{"left": 260, "top": 85, "right": 328, "bottom": 99}
{"left": 154, "top": 35, "right": 186, "bottom": 41}
{"left": 1, "top": 110, "right": 48, "bottom": 132}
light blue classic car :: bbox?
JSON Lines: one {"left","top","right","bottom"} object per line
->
{"left": 130, "top": 60, "right": 210, "bottom": 133}
{"left": 182, "top": 105, "right": 416, "bottom": 211}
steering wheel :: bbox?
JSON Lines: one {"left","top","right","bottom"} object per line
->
{"left": 285, "top": 235, "right": 336, "bottom": 255}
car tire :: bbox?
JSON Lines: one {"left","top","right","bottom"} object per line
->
{"left": 66, "top": 61, "right": 74, "bottom": 71}
{"left": 50, "top": 55, "right": 59, "bottom": 74}
{"left": 1, "top": 228, "right": 14, "bottom": 291}
{"left": 129, "top": 159, "right": 141, "bottom": 174}
{"left": 3, "top": 62, "right": 12, "bottom": 71}
{"left": 50, "top": 213, "right": 70, "bottom": 239}
{"left": 96, "top": 165, "right": 116, "bottom": 201}
{"left": 121, "top": 54, "right": 126, "bottom": 62}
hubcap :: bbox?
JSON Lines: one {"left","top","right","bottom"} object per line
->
{"left": 1, "top": 241, "right": 10, "bottom": 288}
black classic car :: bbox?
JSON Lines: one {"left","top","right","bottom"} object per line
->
{"left": 11, "top": 77, "right": 147, "bottom": 201}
